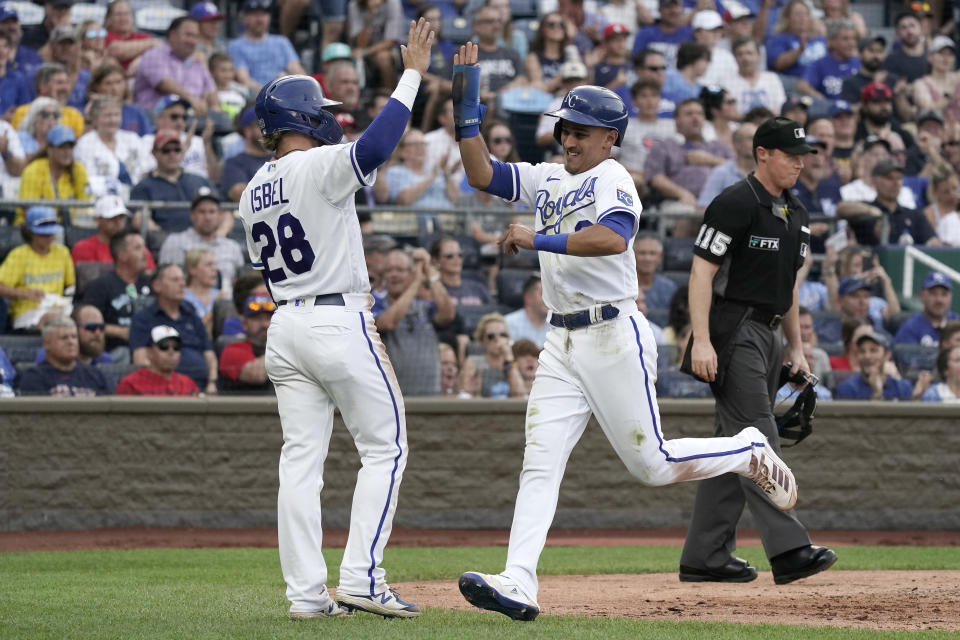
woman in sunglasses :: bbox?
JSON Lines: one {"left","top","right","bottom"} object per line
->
{"left": 17, "top": 97, "right": 61, "bottom": 165}
{"left": 526, "top": 12, "right": 571, "bottom": 94}
{"left": 183, "top": 248, "right": 219, "bottom": 337}
{"left": 460, "top": 312, "right": 525, "bottom": 398}
{"left": 79, "top": 20, "right": 113, "bottom": 72}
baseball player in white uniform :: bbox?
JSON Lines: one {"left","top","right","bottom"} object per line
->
{"left": 450, "top": 42, "right": 799, "bottom": 621}
{"left": 238, "top": 20, "right": 435, "bottom": 620}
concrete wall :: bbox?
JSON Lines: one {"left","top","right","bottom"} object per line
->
{"left": 1, "top": 398, "right": 958, "bottom": 531}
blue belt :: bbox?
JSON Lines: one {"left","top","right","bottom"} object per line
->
{"left": 548, "top": 304, "right": 620, "bottom": 330}
{"left": 277, "top": 293, "right": 345, "bottom": 307}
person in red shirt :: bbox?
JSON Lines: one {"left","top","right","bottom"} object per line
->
{"left": 115, "top": 324, "right": 198, "bottom": 396}
{"left": 104, "top": 0, "right": 159, "bottom": 73}
{"left": 219, "top": 293, "right": 273, "bottom": 394}
{"left": 71, "top": 194, "right": 157, "bottom": 269}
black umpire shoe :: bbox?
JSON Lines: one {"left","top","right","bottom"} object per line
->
{"left": 770, "top": 545, "right": 838, "bottom": 585}
{"left": 679, "top": 557, "right": 758, "bottom": 582}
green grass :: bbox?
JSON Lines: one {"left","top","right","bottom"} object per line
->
{"left": 1, "top": 546, "right": 958, "bottom": 640}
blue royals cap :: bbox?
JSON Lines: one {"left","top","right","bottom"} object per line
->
{"left": 838, "top": 276, "right": 871, "bottom": 296}
{"left": 155, "top": 94, "right": 190, "bottom": 114}
{"left": 46, "top": 124, "right": 75, "bottom": 147}
{"left": 0, "top": 4, "right": 18, "bottom": 21}
{"left": 25, "top": 206, "right": 63, "bottom": 235}
{"left": 923, "top": 272, "right": 953, "bottom": 291}
{"left": 829, "top": 100, "right": 854, "bottom": 117}
{"left": 190, "top": 2, "right": 224, "bottom": 20}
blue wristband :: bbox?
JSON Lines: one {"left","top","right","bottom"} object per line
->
{"left": 533, "top": 233, "right": 568, "bottom": 254}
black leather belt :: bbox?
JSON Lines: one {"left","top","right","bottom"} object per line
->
{"left": 549, "top": 304, "right": 620, "bottom": 330}
{"left": 714, "top": 297, "right": 783, "bottom": 330}
{"left": 277, "top": 293, "right": 345, "bottom": 307}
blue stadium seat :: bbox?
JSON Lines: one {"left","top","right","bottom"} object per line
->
{"left": 500, "top": 246, "right": 540, "bottom": 270}
{"left": 0, "top": 334, "right": 43, "bottom": 365}
{"left": 65, "top": 226, "right": 96, "bottom": 248}
{"left": 97, "top": 363, "right": 142, "bottom": 392}
{"left": 812, "top": 310, "right": 842, "bottom": 344}
{"left": 497, "top": 268, "right": 534, "bottom": 309}
{"left": 510, "top": 0, "right": 539, "bottom": 18}
{"left": 443, "top": 15, "right": 473, "bottom": 44}
{"left": 663, "top": 237, "right": 695, "bottom": 272}
{"left": 892, "top": 344, "right": 939, "bottom": 376}
{"left": 458, "top": 303, "right": 506, "bottom": 336}
{"left": 656, "top": 371, "right": 712, "bottom": 398}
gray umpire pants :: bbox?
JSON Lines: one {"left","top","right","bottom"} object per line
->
{"left": 680, "top": 319, "right": 811, "bottom": 569}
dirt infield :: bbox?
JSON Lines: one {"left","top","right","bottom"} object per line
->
{"left": 3, "top": 527, "right": 959, "bottom": 631}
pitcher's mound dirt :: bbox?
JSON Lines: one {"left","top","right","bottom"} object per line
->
{"left": 396, "top": 570, "right": 960, "bottom": 631}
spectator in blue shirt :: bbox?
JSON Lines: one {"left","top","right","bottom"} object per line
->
{"left": 44, "top": 26, "right": 90, "bottom": 110}
{"left": 0, "top": 32, "right": 30, "bottom": 117}
{"left": 800, "top": 18, "right": 860, "bottom": 100}
{"left": 894, "top": 272, "right": 960, "bottom": 346}
{"left": 921, "top": 345, "right": 960, "bottom": 402}
{"left": 17, "top": 316, "right": 110, "bottom": 397}
{"left": 0, "top": 343, "right": 14, "bottom": 396}
{"left": 698, "top": 121, "right": 757, "bottom": 209}
{"left": 129, "top": 263, "right": 217, "bottom": 393}
{"left": 633, "top": 232, "right": 676, "bottom": 310}
{"left": 220, "top": 107, "right": 270, "bottom": 202}
{"left": 765, "top": 0, "right": 826, "bottom": 80}
{"left": 631, "top": 0, "right": 693, "bottom": 68}
{"left": 0, "top": 5, "right": 43, "bottom": 78}
{"left": 661, "top": 41, "right": 709, "bottom": 106}
{"left": 835, "top": 331, "right": 913, "bottom": 400}
{"left": 227, "top": 0, "right": 305, "bottom": 92}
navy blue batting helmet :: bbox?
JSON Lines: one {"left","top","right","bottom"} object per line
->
{"left": 545, "top": 85, "right": 629, "bottom": 147}
{"left": 255, "top": 75, "right": 343, "bottom": 145}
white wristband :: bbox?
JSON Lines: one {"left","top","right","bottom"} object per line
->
{"left": 392, "top": 69, "right": 422, "bottom": 111}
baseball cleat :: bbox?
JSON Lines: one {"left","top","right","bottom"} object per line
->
{"left": 741, "top": 426, "right": 797, "bottom": 511}
{"left": 335, "top": 588, "right": 421, "bottom": 618}
{"left": 458, "top": 571, "right": 540, "bottom": 621}
{"left": 288, "top": 600, "right": 353, "bottom": 620}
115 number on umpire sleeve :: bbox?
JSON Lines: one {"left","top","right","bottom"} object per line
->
{"left": 696, "top": 225, "right": 732, "bottom": 258}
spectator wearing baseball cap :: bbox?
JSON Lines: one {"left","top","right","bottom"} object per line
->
{"left": 227, "top": 0, "right": 305, "bottom": 92}
{"left": 835, "top": 330, "right": 913, "bottom": 400}
{"left": 631, "top": 0, "right": 693, "bottom": 67}
{"left": 20, "top": 0, "right": 73, "bottom": 51}
{"left": 799, "top": 18, "right": 860, "bottom": 101}
{"left": 693, "top": 10, "right": 737, "bottom": 88}
{"left": 903, "top": 109, "right": 946, "bottom": 175}
{"left": 190, "top": 1, "right": 226, "bottom": 59}
{"left": 764, "top": 0, "right": 827, "bottom": 81}
{"left": 0, "top": 205, "right": 75, "bottom": 330}
{"left": 44, "top": 24, "right": 89, "bottom": 110}
{"left": 840, "top": 34, "right": 895, "bottom": 106}
{"left": 885, "top": 11, "right": 929, "bottom": 83}
{"left": 130, "top": 129, "right": 219, "bottom": 234}
{"left": 894, "top": 272, "right": 960, "bottom": 346}
{"left": 219, "top": 107, "right": 272, "bottom": 202}
{"left": 70, "top": 194, "right": 156, "bottom": 270}
{"left": 158, "top": 191, "right": 245, "bottom": 293}
{"left": 0, "top": 5, "right": 44, "bottom": 80}
{"left": 218, "top": 294, "right": 275, "bottom": 394}
{"left": 850, "top": 159, "right": 940, "bottom": 246}
{"left": 593, "top": 24, "right": 632, "bottom": 91}
{"left": 16, "top": 124, "right": 90, "bottom": 226}
{"left": 911, "top": 35, "right": 959, "bottom": 116}
{"left": 116, "top": 325, "right": 199, "bottom": 396}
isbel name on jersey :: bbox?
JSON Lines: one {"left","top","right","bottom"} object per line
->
{"left": 250, "top": 176, "right": 290, "bottom": 213}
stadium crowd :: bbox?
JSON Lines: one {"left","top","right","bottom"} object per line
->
{"left": 0, "top": 0, "right": 959, "bottom": 403}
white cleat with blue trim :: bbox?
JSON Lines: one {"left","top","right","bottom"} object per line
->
{"left": 289, "top": 600, "right": 352, "bottom": 620}
{"left": 740, "top": 426, "right": 797, "bottom": 511}
{"left": 458, "top": 571, "right": 540, "bottom": 621}
{"left": 336, "top": 588, "right": 421, "bottom": 618}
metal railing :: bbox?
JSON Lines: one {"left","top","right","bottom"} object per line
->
{"left": 902, "top": 246, "right": 960, "bottom": 298}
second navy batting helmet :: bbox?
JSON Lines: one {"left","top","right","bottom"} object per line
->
{"left": 545, "top": 85, "right": 629, "bottom": 147}
{"left": 255, "top": 75, "right": 344, "bottom": 145}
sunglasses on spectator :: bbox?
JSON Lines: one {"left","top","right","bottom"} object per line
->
{"left": 81, "top": 322, "right": 105, "bottom": 332}
{"left": 39, "top": 110, "right": 61, "bottom": 118}
{"left": 486, "top": 332, "right": 509, "bottom": 340}
{"left": 158, "top": 146, "right": 183, "bottom": 154}
{"left": 246, "top": 300, "right": 277, "bottom": 313}
{"left": 86, "top": 28, "right": 107, "bottom": 38}
{"left": 644, "top": 65, "right": 666, "bottom": 72}
{"left": 155, "top": 341, "right": 182, "bottom": 352}
{"left": 491, "top": 136, "right": 513, "bottom": 144}
{"left": 442, "top": 252, "right": 462, "bottom": 259}
{"left": 165, "top": 113, "right": 187, "bottom": 121}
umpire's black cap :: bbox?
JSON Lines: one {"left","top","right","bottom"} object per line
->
{"left": 753, "top": 117, "right": 818, "bottom": 155}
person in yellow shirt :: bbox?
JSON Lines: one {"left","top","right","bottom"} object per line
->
{"left": 16, "top": 125, "right": 90, "bottom": 225}
{"left": 11, "top": 63, "right": 85, "bottom": 139}
{"left": 0, "top": 206, "right": 76, "bottom": 330}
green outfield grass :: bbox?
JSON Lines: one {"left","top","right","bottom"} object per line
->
{"left": 1, "top": 545, "right": 958, "bottom": 640}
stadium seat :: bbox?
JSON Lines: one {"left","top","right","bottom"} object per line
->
{"left": 0, "top": 224, "right": 23, "bottom": 264}
{"left": 5, "top": 2, "right": 42, "bottom": 25}
{"left": 812, "top": 310, "right": 842, "bottom": 343}
{"left": 884, "top": 310, "right": 915, "bottom": 336}
{"left": 71, "top": 3, "right": 107, "bottom": 25}
{"left": 0, "top": 334, "right": 43, "bottom": 365}
{"left": 443, "top": 15, "right": 472, "bottom": 44}
{"left": 455, "top": 234, "right": 482, "bottom": 271}
{"left": 892, "top": 344, "right": 939, "bottom": 377}
{"left": 458, "top": 303, "right": 506, "bottom": 336}
{"left": 656, "top": 371, "right": 712, "bottom": 398}
{"left": 663, "top": 237, "right": 695, "bottom": 272}
{"left": 497, "top": 268, "right": 534, "bottom": 309}
{"left": 97, "top": 362, "right": 142, "bottom": 392}
{"left": 500, "top": 247, "right": 540, "bottom": 270}
{"left": 14, "top": 361, "right": 35, "bottom": 386}
{"left": 512, "top": 17, "right": 539, "bottom": 43}
{"left": 215, "top": 334, "right": 243, "bottom": 357}
{"left": 135, "top": 6, "right": 187, "bottom": 35}
{"left": 65, "top": 226, "right": 96, "bottom": 248}
{"left": 506, "top": 111, "right": 542, "bottom": 165}
{"left": 510, "top": 0, "right": 538, "bottom": 18}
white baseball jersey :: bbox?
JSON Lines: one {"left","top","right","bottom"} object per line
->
{"left": 239, "top": 143, "right": 374, "bottom": 301}
{"left": 505, "top": 158, "right": 641, "bottom": 313}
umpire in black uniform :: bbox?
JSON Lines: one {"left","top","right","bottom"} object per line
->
{"left": 678, "top": 117, "right": 837, "bottom": 584}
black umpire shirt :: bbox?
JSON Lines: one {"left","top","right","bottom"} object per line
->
{"left": 693, "top": 173, "right": 811, "bottom": 316}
